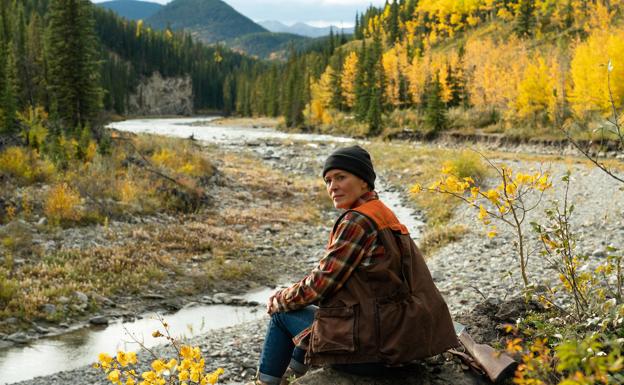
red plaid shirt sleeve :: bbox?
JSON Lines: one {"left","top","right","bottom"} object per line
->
{"left": 274, "top": 212, "right": 377, "bottom": 312}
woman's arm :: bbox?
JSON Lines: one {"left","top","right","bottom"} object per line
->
{"left": 272, "top": 212, "right": 376, "bottom": 312}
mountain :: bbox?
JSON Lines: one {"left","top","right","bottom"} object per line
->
{"left": 258, "top": 20, "right": 354, "bottom": 38}
{"left": 147, "top": 0, "right": 267, "bottom": 43}
{"left": 225, "top": 32, "right": 308, "bottom": 60}
{"left": 95, "top": 0, "right": 163, "bottom": 20}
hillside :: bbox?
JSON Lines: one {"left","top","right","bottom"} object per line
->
{"left": 95, "top": 0, "right": 162, "bottom": 20}
{"left": 146, "top": 0, "right": 267, "bottom": 43}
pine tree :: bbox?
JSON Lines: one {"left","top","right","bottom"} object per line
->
{"left": 354, "top": 12, "right": 363, "bottom": 40}
{"left": 13, "top": 3, "right": 29, "bottom": 108}
{"left": 1, "top": 45, "right": 19, "bottom": 134}
{"left": 366, "top": 33, "right": 384, "bottom": 135}
{"left": 47, "top": 0, "right": 103, "bottom": 134}
{"left": 354, "top": 40, "right": 369, "bottom": 121}
{"left": 424, "top": 74, "right": 447, "bottom": 135}
{"left": 388, "top": 0, "right": 400, "bottom": 44}
{"left": 514, "top": 0, "right": 536, "bottom": 38}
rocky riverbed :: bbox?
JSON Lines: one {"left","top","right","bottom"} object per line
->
{"left": 7, "top": 122, "right": 624, "bottom": 385}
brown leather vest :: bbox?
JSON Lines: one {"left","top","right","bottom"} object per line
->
{"left": 306, "top": 199, "right": 459, "bottom": 365}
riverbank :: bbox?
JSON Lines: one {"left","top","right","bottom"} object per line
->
{"left": 4, "top": 118, "right": 624, "bottom": 384}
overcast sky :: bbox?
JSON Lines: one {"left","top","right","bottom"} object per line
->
{"left": 92, "top": 0, "right": 386, "bottom": 27}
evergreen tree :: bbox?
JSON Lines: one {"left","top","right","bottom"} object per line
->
{"left": 424, "top": 74, "right": 447, "bottom": 135}
{"left": 514, "top": 0, "right": 536, "bottom": 37}
{"left": 354, "top": 40, "right": 369, "bottom": 121}
{"left": 388, "top": 0, "right": 400, "bottom": 44}
{"left": 366, "top": 33, "right": 384, "bottom": 135}
{"left": 222, "top": 74, "right": 234, "bottom": 116}
{"left": 354, "top": 12, "right": 361, "bottom": 40}
{"left": 47, "top": 0, "right": 103, "bottom": 134}
{"left": 2, "top": 45, "right": 19, "bottom": 134}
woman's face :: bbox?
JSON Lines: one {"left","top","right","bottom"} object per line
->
{"left": 324, "top": 169, "right": 369, "bottom": 209}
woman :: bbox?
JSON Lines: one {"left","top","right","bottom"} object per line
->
{"left": 248, "top": 145, "right": 458, "bottom": 385}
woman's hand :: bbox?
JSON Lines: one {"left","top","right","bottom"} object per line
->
{"left": 267, "top": 293, "right": 280, "bottom": 315}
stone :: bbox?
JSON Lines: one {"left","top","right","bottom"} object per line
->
{"left": 142, "top": 293, "right": 165, "bottom": 300}
{"left": 292, "top": 365, "right": 487, "bottom": 385}
{"left": 40, "top": 303, "right": 56, "bottom": 315}
{"left": 592, "top": 249, "right": 606, "bottom": 258}
{"left": 37, "top": 217, "right": 47, "bottom": 226}
{"left": 7, "top": 332, "right": 30, "bottom": 344}
{"left": 73, "top": 291, "right": 89, "bottom": 304}
{"left": 89, "top": 316, "right": 109, "bottom": 326}
{"left": 128, "top": 72, "right": 193, "bottom": 116}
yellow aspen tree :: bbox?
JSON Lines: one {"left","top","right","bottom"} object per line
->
{"left": 383, "top": 48, "right": 401, "bottom": 107}
{"left": 382, "top": 42, "right": 410, "bottom": 108}
{"left": 341, "top": 51, "right": 359, "bottom": 109}
{"left": 407, "top": 51, "right": 427, "bottom": 105}
{"left": 308, "top": 66, "right": 335, "bottom": 124}
{"left": 463, "top": 36, "right": 529, "bottom": 114}
{"left": 569, "top": 28, "right": 624, "bottom": 116}
{"left": 515, "top": 56, "right": 556, "bottom": 120}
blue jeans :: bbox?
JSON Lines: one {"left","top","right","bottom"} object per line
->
{"left": 258, "top": 306, "right": 316, "bottom": 384}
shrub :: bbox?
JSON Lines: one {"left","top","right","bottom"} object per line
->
{"left": 44, "top": 183, "right": 82, "bottom": 225}
{"left": 0, "top": 146, "right": 55, "bottom": 185}
{"left": 0, "top": 270, "right": 18, "bottom": 305}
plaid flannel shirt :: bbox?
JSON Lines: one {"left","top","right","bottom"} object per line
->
{"left": 274, "top": 191, "right": 383, "bottom": 312}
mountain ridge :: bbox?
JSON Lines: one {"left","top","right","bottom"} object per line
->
{"left": 95, "top": 0, "right": 163, "bottom": 20}
{"left": 146, "top": 0, "right": 267, "bottom": 43}
{"left": 258, "top": 20, "right": 354, "bottom": 38}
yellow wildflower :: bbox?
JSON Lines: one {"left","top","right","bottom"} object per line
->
{"left": 108, "top": 369, "right": 121, "bottom": 385}
{"left": 505, "top": 183, "right": 516, "bottom": 196}
{"left": 410, "top": 183, "right": 422, "bottom": 194}
{"left": 179, "top": 370, "right": 190, "bottom": 381}
{"left": 463, "top": 176, "right": 475, "bottom": 185}
{"left": 166, "top": 358, "right": 178, "bottom": 372}
{"left": 126, "top": 377, "right": 136, "bottom": 385}
{"left": 152, "top": 359, "right": 166, "bottom": 374}
{"left": 537, "top": 175, "right": 551, "bottom": 191}
{"left": 117, "top": 351, "right": 137, "bottom": 367}
{"left": 515, "top": 173, "right": 534, "bottom": 185}
{"left": 470, "top": 186, "right": 479, "bottom": 200}
{"left": 478, "top": 205, "right": 488, "bottom": 221}
{"left": 180, "top": 345, "right": 194, "bottom": 359}
{"left": 487, "top": 227, "right": 497, "bottom": 238}
{"left": 486, "top": 189, "right": 500, "bottom": 203}
{"left": 99, "top": 353, "right": 114, "bottom": 370}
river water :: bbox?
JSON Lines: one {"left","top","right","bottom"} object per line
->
{"left": 0, "top": 117, "right": 424, "bottom": 384}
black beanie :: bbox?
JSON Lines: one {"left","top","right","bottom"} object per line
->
{"left": 322, "top": 145, "right": 376, "bottom": 190}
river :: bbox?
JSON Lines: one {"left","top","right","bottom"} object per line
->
{"left": 1, "top": 117, "right": 424, "bottom": 384}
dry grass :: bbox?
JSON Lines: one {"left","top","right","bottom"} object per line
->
{"left": 0, "top": 135, "right": 328, "bottom": 330}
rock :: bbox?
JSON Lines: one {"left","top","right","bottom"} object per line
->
{"left": 89, "top": 316, "right": 109, "bottom": 326}
{"left": 92, "top": 293, "right": 115, "bottom": 307}
{"left": 142, "top": 293, "right": 165, "bottom": 300}
{"left": 0, "top": 340, "right": 13, "bottom": 349}
{"left": 592, "top": 249, "right": 606, "bottom": 258}
{"left": 7, "top": 332, "right": 30, "bottom": 344}
{"left": 292, "top": 364, "right": 487, "bottom": 385}
{"left": 40, "top": 303, "right": 56, "bottom": 315}
{"left": 37, "top": 217, "right": 47, "bottom": 226}
{"left": 3, "top": 317, "right": 19, "bottom": 325}
{"left": 212, "top": 292, "right": 232, "bottom": 304}
{"left": 73, "top": 291, "right": 89, "bottom": 304}
{"left": 128, "top": 72, "right": 193, "bottom": 116}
